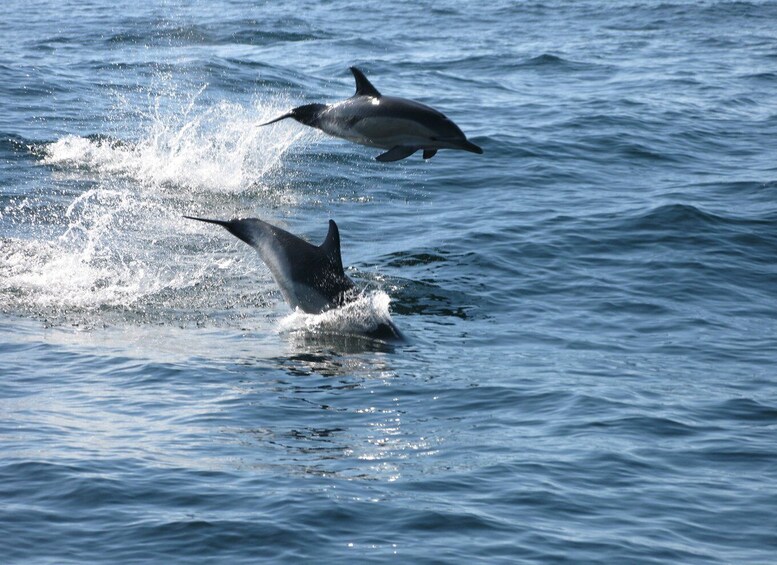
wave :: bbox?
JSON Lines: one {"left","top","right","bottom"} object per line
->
{"left": 105, "top": 19, "right": 330, "bottom": 47}
{"left": 626, "top": 202, "right": 728, "bottom": 230}
{"left": 0, "top": 133, "right": 34, "bottom": 153}
{"left": 517, "top": 53, "right": 605, "bottom": 72}
{"left": 620, "top": 203, "right": 777, "bottom": 233}
{"left": 531, "top": 203, "right": 777, "bottom": 264}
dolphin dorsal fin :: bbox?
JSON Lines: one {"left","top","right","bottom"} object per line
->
{"left": 350, "top": 67, "right": 381, "bottom": 98}
{"left": 321, "top": 219, "right": 345, "bottom": 272}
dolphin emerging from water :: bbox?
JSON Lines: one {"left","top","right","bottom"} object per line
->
{"left": 260, "top": 67, "right": 483, "bottom": 162}
{"left": 185, "top": 215, "right": 402, "bottom": 340}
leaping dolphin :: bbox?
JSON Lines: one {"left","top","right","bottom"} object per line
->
{"left": 185, "top": 215, "right": 402, "bottom": 340}
{"left": 260, "top": 67, "right": 483, "bottom": 162}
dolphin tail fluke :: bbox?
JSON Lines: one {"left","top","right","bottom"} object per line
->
{"left": 375, "top": 146, "right": 417, "bottom": 162}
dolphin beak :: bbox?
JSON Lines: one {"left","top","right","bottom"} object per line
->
{"left": 459, "top": 139, "right": 484, "bottom": 154}
{"left": 184, "top": 215, "right": 230, "bottom": 228}
{"left": 258, "top": 112, "right": 295, "bottom": 127}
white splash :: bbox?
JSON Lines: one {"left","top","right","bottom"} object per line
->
{"left": 42, "top": 91, "right": 308, "bottom": 193}
{"left": 1, "top": 82, "right": 307, "bottom": 322}
{"left": 278, "top": 290, "right": 396, "bottom": 336}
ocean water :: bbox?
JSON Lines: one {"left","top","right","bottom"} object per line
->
{"left": 2, "top": 0, "right": 777, "bottom": 562}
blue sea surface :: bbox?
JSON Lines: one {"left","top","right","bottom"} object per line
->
{"left": 2, "top": 1, "right": 777, "bottom": 562}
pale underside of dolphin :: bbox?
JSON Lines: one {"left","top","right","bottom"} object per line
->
{"left": 185, "top": 216, "right": 402, "bottom": 340}
{"left": 261, "top": 67, "right": 484, "bottom": 162}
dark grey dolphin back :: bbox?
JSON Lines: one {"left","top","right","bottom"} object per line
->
{"left": 185, "top": 216, "right": 355, "bottom": 313}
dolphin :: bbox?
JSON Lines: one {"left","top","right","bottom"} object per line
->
{"left": 260, "top": 67, "right": 483, "bottom": 162}
{"left": 185, "top": 215, "right": 402, "bottom": 340}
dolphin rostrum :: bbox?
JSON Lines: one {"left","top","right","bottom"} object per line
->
{"left": 260, "top": 67, "right": 483, "bottom": 162}
{"left": 185, "top": 216, "right": 402, "bottom": 339}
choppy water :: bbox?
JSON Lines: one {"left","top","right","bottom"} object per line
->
{"left": 2, "top": 1, "right": 777, "bottom": 562}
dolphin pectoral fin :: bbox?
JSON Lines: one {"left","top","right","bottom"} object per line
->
{"left": 423, "top": 149, "right": 437, "bottom": 160}
{"left": 375, "top": 146, "right": 417, "bottom": 162}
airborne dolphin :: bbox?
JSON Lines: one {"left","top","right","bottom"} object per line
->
{"left": 185, "top": 216, "right": 402, "bottom": 340}
{"left": 261, "top": 67, "right": 483, "bottom": 162}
